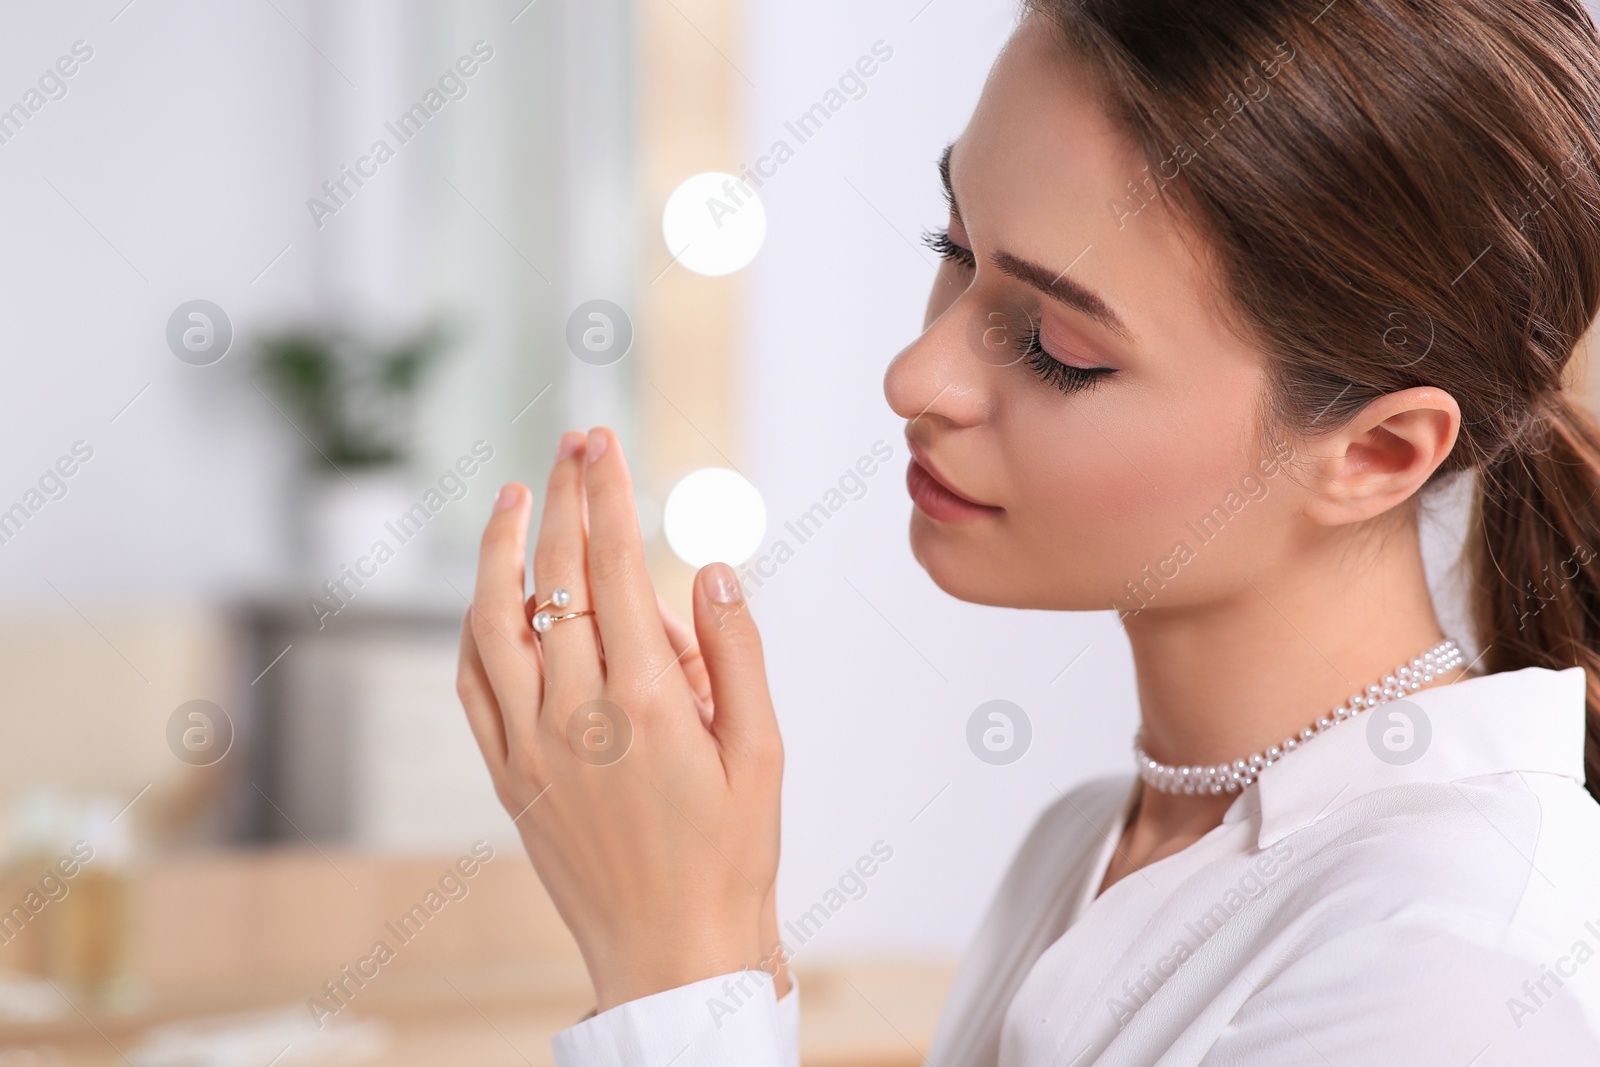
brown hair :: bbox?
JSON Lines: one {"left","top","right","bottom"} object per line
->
{"left": 1027, "top": 0, "right": 1600, "bottom": 799}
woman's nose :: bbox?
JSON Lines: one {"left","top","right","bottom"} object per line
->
{"left": 883, "top": 295, "right": 1004, "bottom": 428}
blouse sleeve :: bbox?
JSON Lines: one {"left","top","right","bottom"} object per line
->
{"left": 550, "top": 969, "right": 799, "bottom": 1067}
{"left": 777, "top": 972, "right": 801, "bottom": 1067}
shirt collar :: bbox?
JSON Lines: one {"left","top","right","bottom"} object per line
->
{"left": 1220, "top": 665, "right": 1589, "bottom": 848}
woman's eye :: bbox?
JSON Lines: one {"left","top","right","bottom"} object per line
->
{"left": 917, "top": 228, "right": 1114, "bottom": 398}
{"left": 922, "top": 227, "right": 976, "bottom": 270}
{"left": 1018, "top": 325, "right": 1115, "bottom": 397}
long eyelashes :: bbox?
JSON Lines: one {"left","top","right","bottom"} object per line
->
{"left": 922, "top": 227, "right": 976, "bottom": 270}
{"left": 923, "top": 226, "right": 1114, "bottom": 397}
{"left": 1017, "top": 324, "right": 1113, "bottom": 396}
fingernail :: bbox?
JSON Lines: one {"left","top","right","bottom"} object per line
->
{"left": 557, "top": 432, "right": 583, "bottom": 461}
{"left": 706, "top": 562, "right": 742, "bottom": 603}
{"left": 586, "top": 427, "right": 608, "bottom": 465}
{"left": 494, "top": 483, "right": 520, "bottom": 512}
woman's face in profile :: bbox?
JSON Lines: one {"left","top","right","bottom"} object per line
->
{"left": 885, "top": 14, "right": 1303, "bottom": 615}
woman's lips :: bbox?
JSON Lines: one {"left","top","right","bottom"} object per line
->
{"left": 905, "top": 445, "right": 1002, "bottom": 523}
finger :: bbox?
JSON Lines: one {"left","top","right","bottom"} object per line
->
{"left": 470, "top": 481, "right": 543, "bottom": 748}
{"left": 582, "top": 427, "right": 676, "bottom": 679}
{"left": 692, "top": 562, "right": 781, "bottom": 770}
{"left": 532, "top": 431, "right": 603, "bottom": 719}
{"left": 658, "top": 590, "right": 712, "bottom": 725}
{"left": 456, "top": 609, "right": 509, "bottom": 772}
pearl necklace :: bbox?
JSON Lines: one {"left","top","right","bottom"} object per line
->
{"left": 1133, "top": 637, "right": 1466, "bottom": 796}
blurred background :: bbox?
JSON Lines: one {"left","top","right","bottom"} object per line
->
{"left": 0, "top": 0, "right": 1563, "bottom": 1064}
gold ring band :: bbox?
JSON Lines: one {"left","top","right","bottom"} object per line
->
{"left": 533, "top": 607, "right": 594, "bottom": 633}
{"left": 532, "top": 586, "right": 574, "bottom": 615}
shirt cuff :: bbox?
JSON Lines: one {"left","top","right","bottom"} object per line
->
{"left": 551, "top": 970, "right": 790, "bottom": 1067}
{"left": 777, "top": 972, "right": 800, "bottom": 1067}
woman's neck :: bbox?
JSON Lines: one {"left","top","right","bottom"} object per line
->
{"left": 1125, "top": 522, "right": 1468, "bottom": 775}
{"left": 1102, "top": 519, "right": 1478, "bottom": 891}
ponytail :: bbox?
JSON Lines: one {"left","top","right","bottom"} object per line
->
{"left": 1468, "top": 389, "right": 1600, "bottom": 803}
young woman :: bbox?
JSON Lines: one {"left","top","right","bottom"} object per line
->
{"left": 455, "top": 0, "right": 1600, "bottom": 1062}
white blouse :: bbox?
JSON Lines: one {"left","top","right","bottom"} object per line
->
{"left": 551, "top": 665, "right": 1600, "bottom": 1065}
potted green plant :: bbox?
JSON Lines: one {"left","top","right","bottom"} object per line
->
{"left": 254, "top": 317, "right": 458, "bottom": 594}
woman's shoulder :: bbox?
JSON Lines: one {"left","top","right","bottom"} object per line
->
{"left": 923, "top": 775, "right": 1138, "bottom": 1065}
{"left": 1212, "top": 774, "right": 1600, "bottom": 1060}
{"left": 1268, "top": 768, "right": 1600, "bottom": 953}
{"left": 1025, "top": 773, "right": 1136, "bottom": 854}
{"left": 991, "top": 773, "right": 1136, "bottom": 896}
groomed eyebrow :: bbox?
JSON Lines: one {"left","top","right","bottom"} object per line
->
{"left": 937, "top": 141, "right": 1136, "bottom": 345}
{"left": 990, "top": 252, "right": 1135, "bottom": 343}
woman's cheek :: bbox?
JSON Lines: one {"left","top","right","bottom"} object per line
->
{"left": 1016, "top": 416, "right": 1226, "bottom": 569}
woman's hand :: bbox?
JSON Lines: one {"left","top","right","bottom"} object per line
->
{"left": 455, "top": 427, "right": 785, "bottom": 1011}
{"left": 655, "top": 589, "right": 792, "bottom": 1000}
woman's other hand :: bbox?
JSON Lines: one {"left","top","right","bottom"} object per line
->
{"left": 656, "top": 588, "right": 792, "bottom": 999}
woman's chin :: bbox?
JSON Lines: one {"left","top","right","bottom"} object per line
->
{"left": 909, "top": 515, "right": 1016, "bottom": 606}
{"left": 908, "top": 516, "right": 1104, "bottom": 610}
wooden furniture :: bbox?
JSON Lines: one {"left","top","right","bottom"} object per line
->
{"left": 1, "top": 848, "right": 954, "bottom": 1065}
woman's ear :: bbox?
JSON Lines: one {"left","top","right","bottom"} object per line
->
{"left": 1299, "top": 386, "right": 1461, "bottom": 527}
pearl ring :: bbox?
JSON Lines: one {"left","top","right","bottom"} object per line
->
{"left": 530, "top": 587, "right": 595, "bottom": 633}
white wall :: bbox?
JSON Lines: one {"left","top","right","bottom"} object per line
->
{"left": 0, "top": 0, "right": 576, "bottom": 610}
{"left": 0, "top": 1, "right": 318, "bottom": 604}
